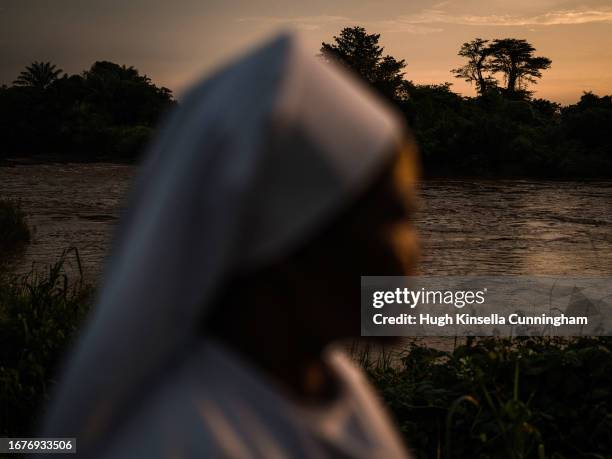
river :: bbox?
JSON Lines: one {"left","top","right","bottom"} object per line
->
{"left": 2, "top": 163, "right": 611, "bottom": 279}
{"left": 2, "top": 163, "right": 611, "bottom": 353}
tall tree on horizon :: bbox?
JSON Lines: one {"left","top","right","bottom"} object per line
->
{"left": 13, "top": 61, "right": 63, "bottom": 90}
{"left": 452, "top": 38, "right": 551, "bottom": 98}
{"left": 321, "top": 26, "right": 408, "bottom": 100}
{"left": 488, "top": 38, "right": 551, "bottom": 96}
{"left": 451, "top": 38, "right": 496, "bottom": 95}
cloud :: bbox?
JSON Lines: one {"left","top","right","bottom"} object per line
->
{"left": 237, "top": 14, "right": 444, "bottom": 34}
{"left": 394, "top": 7, "right": 612, "bottom": 27}
{"left": 236, "top": 7, "right": 612, "bottom": 34}
{"left": 236, "top": 15, "right": 353, "bottom": 31}
{"left": 371, "top": 19, "right": 444, "bottom": 34}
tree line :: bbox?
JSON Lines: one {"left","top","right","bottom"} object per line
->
{"left": 1, "top": 27, "right": 611, "bottom": 177}
{"left": 0, "top": 61, "right": 175, "bottom": 161}
{"left": 322, "top": 27, "right": 611, "bottom": 178}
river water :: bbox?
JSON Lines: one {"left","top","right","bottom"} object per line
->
{"left": 2, "top": 164, "right": 611, "bottom": 353}
{"left": 2, "top": 163, "right": 611, "bottom": 279}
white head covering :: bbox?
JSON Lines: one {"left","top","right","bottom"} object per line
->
{"left": 43, "top": 31, "right": 405, "bottom": 452}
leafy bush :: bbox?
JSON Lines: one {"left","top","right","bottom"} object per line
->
{"left": 0, "top": 199, "right": 31, "bottom": 260}
{"left": 0, "top": 249, "right": 92, "bottom": 436}
{"left": 363, "top": 337, "right": 612, "bottom": 458}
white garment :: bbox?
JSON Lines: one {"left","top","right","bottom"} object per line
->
{"left": 42, "top": 31, "right": 409, "bottom": 458}
{"left": 99, "top": 340, "right": 410, "bottom": 459}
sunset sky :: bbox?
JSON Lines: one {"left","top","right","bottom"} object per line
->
{"left": 2, "top": 0, "right": 611, "bottom": 104}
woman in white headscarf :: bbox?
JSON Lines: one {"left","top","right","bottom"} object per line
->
{"left": 42, "top": 32, "right": 419, "bottom": 458}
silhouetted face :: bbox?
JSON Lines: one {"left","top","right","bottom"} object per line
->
{"left": 285, "top": 144, "right": 420, "bottom": 344}
{"left": 207, "top": 144, "right": 419, "bottom": 351}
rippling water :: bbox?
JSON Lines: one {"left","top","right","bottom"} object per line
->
{"left": 418, "top": 180, "right": 612, "bottom": 276}
{"left": 2, "top": 164, "right": 611, "bottom": 280}
{"left": 3, "top": 164, "right": 612, "bottom": 353}
{"left": 0, "top": 163, "right": 134, "bottom": 278}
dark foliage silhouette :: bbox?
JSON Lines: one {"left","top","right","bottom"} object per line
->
{"left": 321, "top": 26, "right": 409, "bottom": 101}
{"left": 322, "top": 27, "right": 610, "bottom": 178}
{"left": 1, "top": 31, "right": 610, "bottom": 177}
{"left": 1, "top": 61, "right": 175, "bottom": 161}
{"left": 451, "top": 38, "right": 496, "bottom": 95}
{"left": 488, "top": 39, "right": 552, "bottom": 97}
{"left": 13, "top": 62, "right": 63, "bottom": 91}
{"left": 452, "top": 38, "right": 552, "bottom": 98}
{"left": 362, "top": 337, "right": 612, "bottom": 458}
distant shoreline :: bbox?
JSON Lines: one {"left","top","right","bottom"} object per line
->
{"left": 0, "top": 155, "right": 136, "bottom": 167}
{"left": 2, "top": 156, "right": 612, "bottom": 182}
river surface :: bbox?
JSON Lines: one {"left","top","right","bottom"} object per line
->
{"left": 2, "top": 163, "right": 611, "bottom": 279}
{"left": 2, "top": 164, "right": 611, "bottom": 353}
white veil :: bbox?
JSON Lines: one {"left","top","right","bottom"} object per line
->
{"left": 42, "top": 32, "right": 405, "bottom": 452}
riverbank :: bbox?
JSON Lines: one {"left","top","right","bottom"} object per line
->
{"left": 2, "top": 174, "right": 611, "bottom": 451}
{"left": 362, "top": 336, "right": 612, "bottom": 458}
{"left": 0, "top": 252, "right": 92, "bottom": 437}
{"left": 2, "top": 257, "right": 611, "bottom": 457}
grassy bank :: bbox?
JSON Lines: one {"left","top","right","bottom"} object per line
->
{"left": 1, "top": 256, "right": 611, "bottom": 457}
{"left": 0, "top": 250, "right": 91, "bottom": 436}
{"left": 360, "top": 337, "right": 612, "bottom": 458}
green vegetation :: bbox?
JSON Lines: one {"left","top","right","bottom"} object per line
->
{"left": 0, "top": 199, "right": 31, "bottom": 260}
{"left": 359, "top": 337, "right": 612, "bottom": 459}
{"left": 0, "top": 250, "right": 91, "bottom": 436}
{"left": 322, "top": 27, "right": 612, "bottom": 178}
{"left": 0, "top": 61, "right": 174, "bottom": 162}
